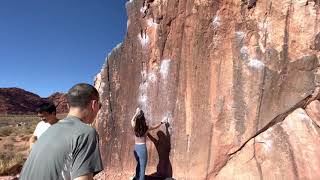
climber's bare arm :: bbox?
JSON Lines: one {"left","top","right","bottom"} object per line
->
{"left": 131, "top": 107, "right": 140, "bottom": 128}
{"left": 148, "top": 122, "right": 163, "bottom": 131}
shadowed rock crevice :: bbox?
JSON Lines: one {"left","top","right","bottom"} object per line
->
{"left": 228, "top": 85, "right": 320, "bottom": 157}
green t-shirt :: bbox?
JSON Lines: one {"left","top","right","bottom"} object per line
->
{"left": 20, "top": 116, "right": 103, "bottom": 180}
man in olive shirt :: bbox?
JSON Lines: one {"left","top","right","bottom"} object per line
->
{"left": 20, "top": 83, "right": 103, "bottom": 180}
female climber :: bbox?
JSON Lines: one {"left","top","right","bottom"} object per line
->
{"left": 131, "top": 107, "right": 166, "bottom": 180}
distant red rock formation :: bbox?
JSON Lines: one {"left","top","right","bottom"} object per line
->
{"left": 45, "top": 92, "right": 68, "bottom": 114}
{"left": 0, "top": 88, "right": 68, "bottom": 115}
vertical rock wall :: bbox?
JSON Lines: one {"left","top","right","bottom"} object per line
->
{"left": 94, "top": 0, "right": 320, "bottom": 179}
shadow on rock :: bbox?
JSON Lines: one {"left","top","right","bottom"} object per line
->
{"left": 147, "top": 123, "right": 173, "bottom": 180}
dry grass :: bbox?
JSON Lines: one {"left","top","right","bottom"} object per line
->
{"left": 3, "top": 144, "right": 14, "bottom": 152}
{"left": 0, "top": 114, "right": 67, "bottom": 175}
{"left": 0, "top": 154, "right": 24, "bottom": 175}
{"left": 0, "top": 115, "right": 37, "bottom": 137}
{"left": 0, "top": 115, "right": 36, "bottom": 175}
{"left": 0, "top": 115, "right": 38, "bottom": 124}
{"left": 0, "top": 127, "right": 13, "bottom": 137}
{"left": 0, "top": 114, "right": 68, "bottom": 176}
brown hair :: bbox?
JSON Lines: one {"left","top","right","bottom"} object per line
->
{"left": 134, "top": 111, "right": 149, "bottom": 137}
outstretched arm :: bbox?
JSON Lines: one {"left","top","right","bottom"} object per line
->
{"left": 148, "top": 122, "right": 163, "bottom": 131}
{"left": 131, "top": 107, "right": 140, "bottom": 128}
{"left": 131, "top": 115, "right": 136, "bottom": 128}
{"left": 148, "top": 117, "right": 167, "bottom": 131}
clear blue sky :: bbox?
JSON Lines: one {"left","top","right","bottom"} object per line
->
{"left": 0, "top": 0, "right": 127, "bottom": 97}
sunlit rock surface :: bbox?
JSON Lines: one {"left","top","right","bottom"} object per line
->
{"left": 94, "top": 0, "right": 320, "bottom": 179}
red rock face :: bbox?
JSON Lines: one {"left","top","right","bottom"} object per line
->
{"left": 94, "top": 0, "right": 320, "bottom": 179}
{"left": 0, "top": 88, "right": 68, "bottom": 114}
{"left": 45, "top": 92, "right": 68, "bottom": 114}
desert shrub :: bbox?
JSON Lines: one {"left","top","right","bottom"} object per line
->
{"left": 16, "top": 145, "right": 28, "bottom": 152}
{"left": 3, "top": 143, "right": 14, "bottom": 151}
{"left": 0, "top": 153, "right": 24, "bottom": 175}
{"left": 0, "top": 151, "right": 14, "bottom": 161}
{"left": 0, "top": 127, "right": 14, "bottom": 137}
{"left": 20, "top": 135, "right": 30, "bottom": 141}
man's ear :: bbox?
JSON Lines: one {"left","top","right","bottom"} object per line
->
{"left": 92, "top": 100, "right": 98, "bottom": 110}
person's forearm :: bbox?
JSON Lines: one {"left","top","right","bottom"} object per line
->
{"left": 131, "top": 109, "right": 140, "bottom": 127}
{"left": 131, "top": 116, "right": 136, "bottom": 127}
{"left": 29, "top": 136, "right": 37, "bottom": 143}
{"left": 150, "top": 122, "right": 162, "bottom": 130}
{"left": 131, "top": 113, "right": 137, "bottom": 122}
{"left": 29, "top": 136, "right": 37, "bottom": 149}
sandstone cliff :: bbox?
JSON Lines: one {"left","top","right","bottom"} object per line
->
{"left": 94, "top": 0, "right": 320, "bottom": 179}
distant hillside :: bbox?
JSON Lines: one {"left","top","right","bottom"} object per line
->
{"left": 44, "top": 92, "right": 68, "bottom": 115}
{"left": 0, "top": 88, "right": 68, "bottom": 115}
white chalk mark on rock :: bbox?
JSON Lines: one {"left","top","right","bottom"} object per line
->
{"left": 160, "top": 59, "right": 171, "bottom": 78}
{"left": 212, "top": 16, "right": 221, "bottom": 27}
{"left": 140, "top": 5, "right": 147, "bottom": 14}
{"left": 248, "top": 58, "right": 265, "bottom": 69}
{"left": 147, "top": 18, "right": 158, "bottom": 28}
{"left": 235, "top": 31, "right": 245, "bottom": 39}
{"left": 240, "top": 46, "right": 249, "bottom": 60}
{"left": 107, "top": 42, "right": 122, "bottom": 60}
{"left": 263, "top": 140, "right": 273, "bottom": 152}
{"left": 148, "top": 72, "right": 157, "bottom": 82}
{"left": 139, "top": 94, "right": 148, "bottom": 104}
{"left": 138, "top": 33, "right": 149, "bottom": 48}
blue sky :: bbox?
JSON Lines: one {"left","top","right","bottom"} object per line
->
{"left": 0, "top": 0, "right": 127, "bottom": 97}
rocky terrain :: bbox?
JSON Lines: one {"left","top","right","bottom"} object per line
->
{"left": 93, "top": 0, "right": 320, "bottom": 179}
